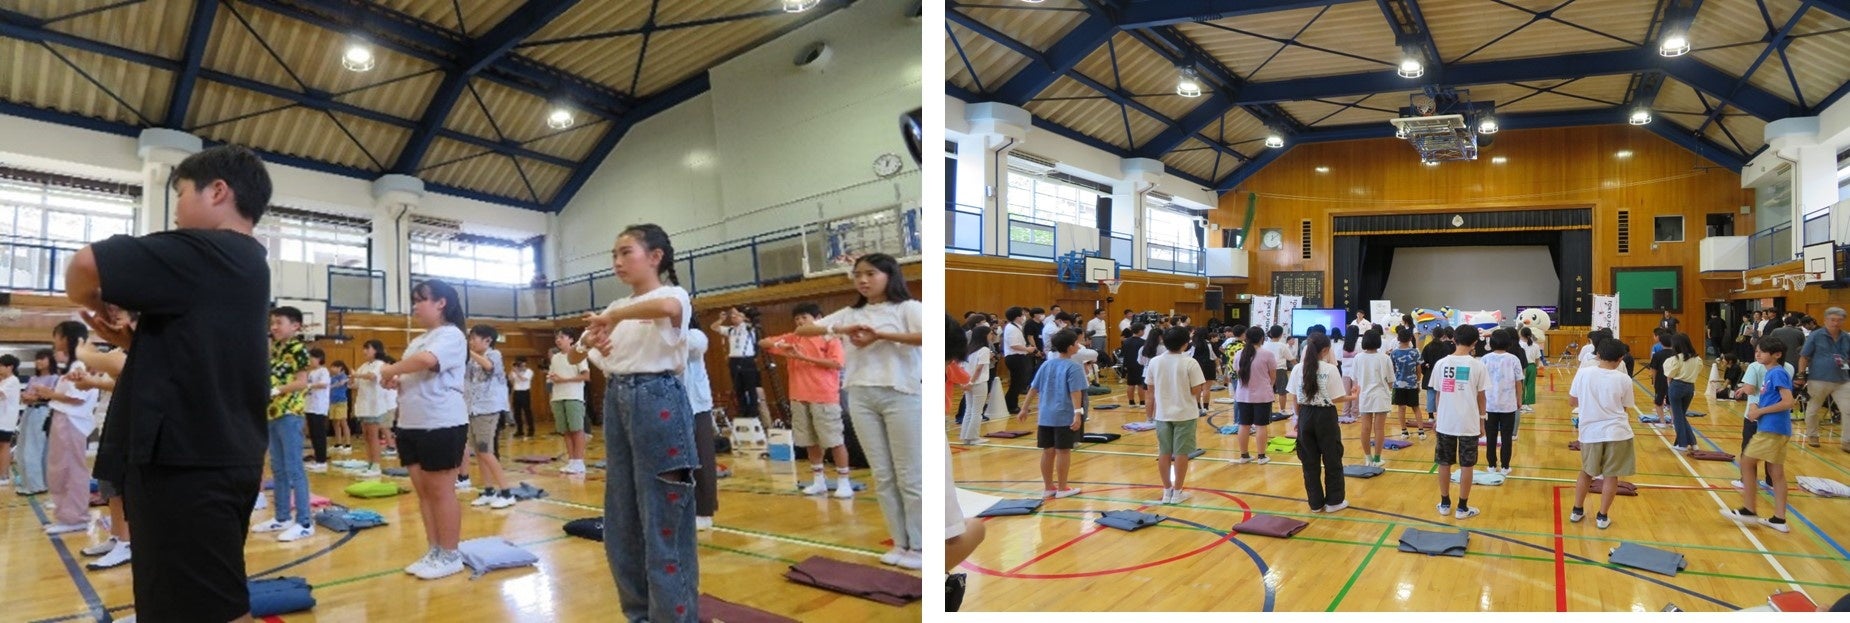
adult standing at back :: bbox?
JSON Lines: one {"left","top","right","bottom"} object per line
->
{"left": 65, "top": 145, "right": 272, "bottom": 622}
{"left": 1085, "top": 309, "right": 1108, "bottom": 356}
{"left": 1796, "top": 307, "right": 1850, "bottom": 450}
{"left": 1771, "top": 314, "right": 1807, "bottom": 361}
{"left": 1001, "top": 307, "right": 1036, "bottom": 415}
{"left": 1707, "top": 314, "right": 1727, "bottom": 358}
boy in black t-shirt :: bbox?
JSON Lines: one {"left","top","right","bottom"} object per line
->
{"left": 66, "top": 145, "right": 273, "bottom": 623}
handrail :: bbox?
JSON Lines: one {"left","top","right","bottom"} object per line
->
{"left": 946, "top": 202, "right": 983, "bottom": 254}
{"left": 1748, "top": 223, "right": 1794, "bottom": 269}
{"left": 0, "top": 239, "right": 80, "bottom": 293}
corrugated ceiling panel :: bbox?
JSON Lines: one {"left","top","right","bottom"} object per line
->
{"left": 440, "top": 78, "right": 554, "bottom": 143}
{"left": 525, "top": 0, "right": 652, "bottom": 42}
{"left": 0, "top": 39, "right": 172, "bottom": 127}
{"left": 1653, "top": 78, "right": 1711, "bottom": 118}
{"left": 1424, "top": 0, "right": 1541, "bottom": 63}
{"left": 1161, "top": 138, "right": 1232, "bottom": 182}
{"left": 958, "top": 0, "right": 1090, "bottom": 52}
{"left": 1179, "top": 5, "right": 1332, "bottom": 80}
{"left": 517, "top": 35, "right": 645, "bottom": 95}
{"left": 1548, "top": 0, "right": 1655, "bottom": 46}
{"left": 515, "top": 157, "right": 573, "bottom": 204}
{"left": 946, "top": 22, "right": 1033, "bottom": 95}
{"left": 203, "top": 6, "right": 441, "bottom": 102}
{"left": 375, "top": 0, "right": 524, "bottom": 37}
{"left": 329, "top": 111, "right": 411, "bottom": 168}
{"left": 418, "top": 137, "right": 492, "bottom": 173}
{"left": 202, "top": 106, "right": 377, "bottom": 171}
{"left": 632, "top": 15, "right": 796, "bottom": 97}
{"left": 43, "top": 42, "right": 175, "bottom": 124}
{"left": 1122, "top": 106, "right": 1169, "bottom": 151}
{"left": 422, "top": 151, "right": 530, "bottom": 202}
{"left": 1704, "top": 107, "right": 1766, "bottom": 153}
{"left": 1783, "top": 23, "right": 1850, "bottom": 108}
{"left": 1073, "top": 33, "right": 1207, "bottom": 121}
{"left": 1457, "top": 17, "right": 1637, "bottom": 63}
{"left": 43, "top": 0, "right": 193, "bottom": 59}
{"left": 1208, "top": 108, "right": 1270, "bottom": 147}
{"left": 520, "top": 120, "right": 609, "bottom": 162}
{"left": 185, "top": 80, "right": 296, "bottom": 131}
{"left": 1249, "top": 44, "right": 1391, "bottom": 82}
{"left": 1026, "top": 77, "right": 1133, "bottom": 150}
{"left": 331, "top": 69, "right": 444, "bottom": 120}
{"left": 2, "top": 1, "right": 122, "bottom": 20}
{"left": 1257, "top": 0, "right": 1400, "bottom": 81}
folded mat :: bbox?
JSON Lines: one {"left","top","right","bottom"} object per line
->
{"left": 343, "top": 480, "right": 406, "bottom": 499}
{"left": 1382, "top": 439, "right": 1413, "bottom": 450}
{"left": 1095, "top": 510, "right": 1167, "bottom": 532}
{"left": 1269, "top": 411, "right": 1293, "bottom": 422}
{"left": 1188, "top": 448, "right": 1206, "bottom": 459}
{"left": 1086, "top": 386, "right": 1113, "bottom": 396}
{"left": 563, "top": 517, "right": 603, "bottom": 542}
{"left": 1609, "top": 542, "right": 1688, "bottom": 577}
{"left": 784, "top": 556, "right": 921, "bottom": 606}
{"left": 1567, "top": 441, "right": 1582, "bottom": 451}
{"left": 457, "top": 536, "right": 540, "bottom": 580}
{"left": 1343, "top": 465, "right": 1385, "bottom": 478}
{"left": 313, "top": 505, "right": 387, "bottom": 532}
{"left": 984, "top": 430, "right": 1031, "bottom": 439}
{"left": 588, "top": 460, "right": 606, "bottom": 469}
{"left": 331, "top": 459, "right": 369, "bottom": 469}
{"left": 1122, "top": 421, "right": 1157, "bottom": 432}
{"left": 1398, "top": 528, "right": 1469, "bottom": 557}
{"left": 1093, "top": 404, "right": 1121, "bottom": 410}
{"left": 309, "top": 494, "right": 332, "bottom": 508}
{"left": 1588, "top": 478, "right": 1639, "bottom": 496}
{"left": 505, "top": 482, "right": 549, "bottom": 500}
{"left": 248, "top": 576, "right": 315, "bottom": 617}
{"left": 1217, "top": 425, "right": 1241, "bottom": 435}
{"left": 1688, "top": 449, "right": 1734, "bottom": 461}
{"left": 1638, "top": 415, "right": 1660, "bottom": 423}
{"left": 1266, "top": 436, "right": 1297, "bottom": 454}
{"left": 1080, "top": 433, "right": 1121, "bottom": 443}
{"left": 700, "top": 593, "right": 800, "bottom": 623}
{"left": 1231, "top": 514, "right": 1309, "bottom": 538}
{"left": 975, "top": 498, "right": 1043, "bottom": 518}
{"left": 1797, "top": 476, "right": 1850, "bottom": 497}
{"left": 515, "top": 455, "right": 554, "bottom": 464}
{"left": 1449, "top": 470, "right": 1506, "bottom": 486}
{"left": 382, "top": 467, "right": 410, "bottom": 477}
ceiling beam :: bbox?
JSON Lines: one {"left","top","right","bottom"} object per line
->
{"left": 1694, "top": 1, "right": 1809, "bottom": 133}
{"left": 1376, "top": 0, "right": 1440, "bottom": 77}
{"left": 393, "top": 0, "right": 584, "bottom": 174}
{"left": 948, "top": 83, "right": 1217, "bottom": 190}
{"left": 989, "top": 13, "right": 1116, "bottom": 103}
{"left": 163, "top": 0, "right": 219, "bottom": 129}
{"left": 545, "top": 73, "right": 711, "bottom": 212}
{"left": 1810, "top": 0, "right": 1850, "bottom": 21}
{"left": 1115, "top": 0, "right": 1370, "bottom": 29}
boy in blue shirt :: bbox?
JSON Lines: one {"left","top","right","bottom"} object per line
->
{"left": 1021, "top": 329, "right": 1087, "bottom": 499}
{"left": 1723, "top": 339, "right": 1794, "bottom": 533}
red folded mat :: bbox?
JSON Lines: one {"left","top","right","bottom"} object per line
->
{"left": 984, "top": 431, "right": 1031, "bottom": 439}
{"left": 1567, "top": 441, "right": 1581, "bottom": 451}
{"left": 784, "top": 556, "right": 921, "bottom": 606}
{"left": 1231, "top": 514, "right": 1309, "bottom": 538}
{"left": 1588, "top": 478, "right": 1639, "bottom": 496}
{"left": 1687, "top": 449, "right": 1734, "bottom": 461}
{"left": 700, "top": 594, "right": 799, "bottom": 623}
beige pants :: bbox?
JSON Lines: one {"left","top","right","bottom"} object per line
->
{"left": 1801, "top": 379, "right": 1850, "bottom": 442}
{"left": 47, "top": 413, "right": 91, "bottom": 525}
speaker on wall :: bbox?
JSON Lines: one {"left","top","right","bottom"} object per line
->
{"left": 1222, "top": 229, "right": 1238, "bottom": 247}
{"left": 1095, "top": 196, "right": 1112, "bottom": 231}
{"left": 1652, "top": 288, "right": 1674, "bottom": 311}
{"left": 1205, "top": 288, "right": 1223, "bottom": 313}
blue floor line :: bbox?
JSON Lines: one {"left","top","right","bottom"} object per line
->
{"left": 28, "top": 497, "right": 109, "bottom": 622}
{"left": 1692, "top": 427, "right": 1850, "bottom": 560}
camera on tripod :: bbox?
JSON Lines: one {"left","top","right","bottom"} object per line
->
{"left": 1133, "top": 310, "right": 1164, "bottom": 326}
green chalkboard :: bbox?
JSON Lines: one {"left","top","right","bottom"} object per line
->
{"left": 1610, "top": 267, "right": 1681, "bottom": 312}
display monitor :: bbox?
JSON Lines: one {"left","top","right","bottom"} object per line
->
{"left": 1289, "top": 308, "right": 1348, "bottom": 338}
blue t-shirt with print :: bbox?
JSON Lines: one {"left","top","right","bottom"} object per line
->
{"left": 329, "top": 373, "right": 349, "bottom": 404}
{"left": 1390, "top": 347, "right": 1421, "bottom": 389}
{"left": 1756, "top": 365, "right": 1794, "bottom": 436}
{"left": 1031, "top": 357, "right": 1088, "bottom": 428}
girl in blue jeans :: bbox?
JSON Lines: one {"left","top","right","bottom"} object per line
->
{"left": 582, "top": 224, "right": 699, "bottom": 622}
{"left": 795, "top": 253, "right": 924, "bottom": 569}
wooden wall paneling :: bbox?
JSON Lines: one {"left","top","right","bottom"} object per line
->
{"left": 947, "top": 254, "right": 1215, "bottom": 356}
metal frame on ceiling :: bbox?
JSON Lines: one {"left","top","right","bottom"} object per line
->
{"left": 948, "top": 0, "right": 1849, "bottom": 192}
{"left": 0, "top": 0, "right": 853, "bottom": 212}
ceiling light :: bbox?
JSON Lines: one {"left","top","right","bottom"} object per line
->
{"left": 1395, "top": 126, "right": 1407, "bottom": 139}
{"left": 341, "top": 41, "right": 375, "bottom": 72}
{"left": 1478, "top": 117, "right": 1499, "bottom": 134}
{"left": 783, "top": 0, "right": 819, "bottom": 12}
{"left": 1491, "top": 156, "right": 1507, "bottom": 164}
{"left": 1616, "top": 150, "right": 1634, "bottom": 158}
{"left": 1397, "top": 58, "right": 1424, "bottom": 78}
{"left": 1315, "top": 166, "right": 1330, "bottom": 173}
{"left": 1424, "top": 160, "right": 1439, "bottom": 166}
{"left": 1175, "top": 67, "right": 1203, "bottom": 98}
{"left": 1659, "top": 35, "right": 1690, "bottom": 57}
{"left": 547, "top": 107, "right": 575, "bottom": 130}
{"left": 1264, "top": 134, "right": 1284, "bottom": 148}
{"left": 1629, "top": 109, "right": 1652, "bottom": 125}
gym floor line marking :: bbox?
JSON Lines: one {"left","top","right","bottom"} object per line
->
{"left": 1326, "top": 524, "right": 1396, "bottom": 612}
{"left": 1644, "top": 414, "right": 1803, "bottom": 594}
{"left": 28, "top": 497, "right": 107, "bottom": 623}
{"left": 1691, "top": 426, "right": 1850, "bottom": 561}
{"left": 1552, "top": 485, "right": 1569, "bottom": 612}
{"left": 956, "top": 484, "right": 1848, "bottom": 562}
{"left": 247, "top": 530, "right": 358, "bottom": 579}
{"left": 532, "top": 497, "right": 883, "bottom": 558}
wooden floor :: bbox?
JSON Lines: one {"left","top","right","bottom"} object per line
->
{"left": 951, "top": 364, "right": 1850, "bottom": 612}
{"left": 4, "top": 428, "right": 919, "bottom": 622}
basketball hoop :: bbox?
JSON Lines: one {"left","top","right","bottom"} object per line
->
{"left": 1099, "top": 279, "right": 1123, "bottom": 295}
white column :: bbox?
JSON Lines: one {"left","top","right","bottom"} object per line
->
{"left": 961, "top": 103, "right": 1032, "bottom": 255}
{"left": 1122, "top": 158, "right": 1166, "bottom": 272}
{"left": 134, "top": 129, "right": 201, "bottom": 234}
{"left": 370, "top": 175, "right": 425, "bottom": 313}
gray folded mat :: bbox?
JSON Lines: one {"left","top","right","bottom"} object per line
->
{"left": 1398, "top": 528, "right": 1469, "bottom": 557}
{"left": 382, "top": 467, "right": 410, "bottom": 477}
{"left": 975, "top": 499, "right": 1043, "bottom": 517}
{"left": 1231, "top": 514, "right": 1309, "bottom": 538}
{"left": 504, "top": 482, "right": 549, "bottom": 500}
{"left": 1188, "top": 448, "right": 1206, "bottom": 459}
{"left": 1343, "top": 465, "right": 1385, "bottom": 478}
{"left": 1608, "top": 542, "right": 1688, "bottom": 576}
{"left": 1096, "top": 510, "right": 1167, "bottom": 531}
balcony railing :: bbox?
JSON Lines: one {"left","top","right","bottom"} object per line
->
{"left": 1146, "top": 241, "right": 1204, "bottom": 275}
{"left": 0, "top": 237, "right": 80, "bottom": 293}
{"left": 1748, "top": 223, "right": 1794, "bottom": 269}
{"left": 946, "top": 202, "right": 983, "bottom": 254}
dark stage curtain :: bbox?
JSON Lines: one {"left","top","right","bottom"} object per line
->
{"left": 1555, "top": 230, "right": 1592, "bottom": 326}
{"left": 1334, "top": 230, "right": 1591, "bottom": 326}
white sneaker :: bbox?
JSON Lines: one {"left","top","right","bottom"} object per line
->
{"left": 116, "top": 615, "right": 135, "bottom": 623}
{"left": 414, "top": 550, "right": 464, "bottom": 580}
{"left": 1757, "top": 518, "right": 1791, "bottom": 533}
{"left": 895, "top": 549, "right": 922, "bottom": 570}
{"left": 801, "top": 480, "right": 829, "bottom": 496}
{"left": 879, "top": 547, "right": 904, "bottom": 566}
{"left": 1231, "top": 456, "right": 1252, "bottom": 464}
{"left": 1053, "top": 488, "right": 1082, "bottom": 498}
{"left": 253, "top": 493, "right": 268, "bottom": 511}
{"left": 383, "top": 448, "right": 399, "bottom": 457}
{"left": 559, "top": 463, "right": 586, "bottom": 475}
{"left": 87, "top": 542, "right": 131, "bottom": 569}
{"left": 278, "top": 524, "right": 314, "bottom": 542}
{"left": 1323, "top": 501, "right": 1349, "bottom": 513}
{"left": 1454, "top": 507, "right": 1480, "bottom": 520}
{"left": 1169, "top": 490, "right": 1191, "bottom": 504}
{"left": 1159, "top": 489, "right": 1174, "bottom": 504}
{"left": 250, "top": 519, "right": 289, "bottom": 533}
{"left": 358, "top": 467, "right": 382, "bottom": 478}
{"left": 0, "top": 478, "right": 11, "bottom": 486}
{"left": 1255, "top": 455, "right": 1271, "bottom": 465}
{"left": 306, "top": 462, "right": 328, "bottom": 474}
{"left": 45, "top": 522, "right": 88, "bottom": 535}
{"left": 490, "top": 493, "right": 515, "bottom": 509}
{"left": 455, "top": 477, "right": 473, "bottom": 490}
{"left": 472, "top": 488, "right": 499, "bottom": 507}
{"left": 695, "top": 516, "right": 714, "bottom": 531}
{"left": 405, "top": 548, "right": 439, "bottom": 575}
{"left": 832, "top": 481, "right": 854, "bottom": 499}
{"left": 81, "top": 537, "right": 119, "bottom": 557}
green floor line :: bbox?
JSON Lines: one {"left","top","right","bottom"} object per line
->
{"left": 1327, "top": 525, "right": 1395, "bottom": 611}
{"left": 700, "top": 542, "right": 801, "bottom": 565}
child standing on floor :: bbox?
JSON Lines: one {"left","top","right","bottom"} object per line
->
{"left": 1353, "top": 331, "right": 1394, "bottom": 467}
{"left": 681, "top": 313, "right": 721, "bottom": 530}
{"left": 378, "top": 280, "right": 471, "bottom": 579}
{"left": 1231, "top": 326, "right": 1277, "bottom": 465}
{"left": 1519, "top": 328, "right": 1543, "bottom": 413}
{"left": 1430, "top": 325, "right": 1488, "bottom": 520}
{"left": 1391, "top": 327, "right": 1424, "bottom": 440}
{"left": 1120, "top": 325, "right": 1147, "bottom": 408}
{"left": 1731, "top": 347, "right": 1788, "bottom": 491}
{"left": 1482, "top": 332, "right": 1524, "bottom": 475}
{"left": 1266, "top": 326, "right": 1293, "bottom": 417}
{"left": 579, "top": 224, "right": 701, "bottom": 619}
{"left": 328, "top": 361, "right": 352, "bottom": 454}
{"left": 1664, "top": 334, "right": 1702, "bottom": 451}
{"left": 465, "top": 325, "right": 516, "bottom": 510}
{"left": 1568, "top": 338, "right": 1635, "bottom": 529}
{"left": 251, "top": 308, "right": 315, "bottom": 543}
{"left": 305, "top": 349, "right": 331, "bottom": 473}
{"left": 42, "top": 321, "right": 98, "bottom": 535}
{"left": 1147, "top": 327, "right": 1207, "bottom": 504}
{"left": 959, "top": 325, "right": 993, "bottom": 445}
{"left": 510, "top": 358, "right": 535, "bottom": 438}
{"left": 762, "top": 303, "right": 852, "bottom": 496}
{"left": 350, "top": 340, "right": 392, "bottom": 478}
{"left": 1722, "top": 339, "right": 1795, "bottom": 533}
{"left": 1287, "top": 334, "right": 1356, "bottom": 512}
{"left": 549, "top": 329, "right": 592, "bottom": 475}
{"left": 0, "top": 354, "right": 18, "bottom": 488}
{"left": 1023, "top": 330, "right": 1087, "bottom": 500}
{"left": 15, "top": 350, "right": 57, "bottom": 496}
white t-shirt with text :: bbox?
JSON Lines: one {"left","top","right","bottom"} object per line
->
{"left": 1428, "top": 353, "right": 1487, "bottom": 436}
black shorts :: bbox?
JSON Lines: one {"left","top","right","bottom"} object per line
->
{"left": 1235, "top": 402, "right": 1272, "bottom": 426}
{"left": 729, "top": 357, "right": 762, "bottom": 389}
{"left": 1392, "top": 388, "right": 1420, "bottom": 407}
{"left": 1271, "top": 371, "right": 1290, "bottom": 395}
{"left": 1199, "top": 362, "right": 1218, "bottom": 383}
{"left": 1037, "top": 425, "right": 1079, "bottom": 450}
{"left": 1434, "top": 432, "right": 1479, "bottom": 467}
{"left": 124, "top": 462, "right": 263, "bottom": 622}
{"left": 396, "top": 425, "right": 468, "bottom": 471}
{"left": 1124, "top": 365, "right": 1146, "bottom": 387}
{"left": 0, "top": 430, "right": 13, "bottom": 444}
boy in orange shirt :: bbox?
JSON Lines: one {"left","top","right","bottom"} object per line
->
{"left": 762, "top": 303, "right": 852, "bottom": 497}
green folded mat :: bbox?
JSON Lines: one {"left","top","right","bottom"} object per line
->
{"left": 344, "top": 480, "right": 406, "bottom": 499}
{"left": 1266, "top": 436, "right": 1297, "bottom": 454}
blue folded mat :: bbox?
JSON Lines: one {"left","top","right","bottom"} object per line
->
{"left": 249, "top": 576, "right": 315, "bottom": 617}
{"left": 1609, "top": 542, "right": 1688, "bottom": 576}
{"left": 975, "top": 499, "right": 1043, "bottom": 517}
{"left": 1096, "top": 510, "right": 1166, "bottom": 531}
{"left": 1342, "top": 465, "right": 1385, "bottom": 478}
{"left": 1397, "top": 528, "right": 1469, "bottom": 557}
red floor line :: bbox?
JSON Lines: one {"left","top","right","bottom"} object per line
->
{"left": 1552, "top": 485, "right": 1568, "bottom": 613}
{"left": 1003, "top": 503, "right": 1149, "bottom": 575}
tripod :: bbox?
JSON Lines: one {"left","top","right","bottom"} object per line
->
{"left": 756, "top": 322, "right": 791, "bottom": 425}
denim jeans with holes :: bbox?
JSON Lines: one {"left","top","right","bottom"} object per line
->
{"left": 604, "top": 373, "right": 700, "bottom": 623}
{"left": 267, "top": 414, "right": 312, "bottom": 527}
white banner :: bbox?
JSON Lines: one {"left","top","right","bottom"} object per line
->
{"left": 1369, "top": 300, "right": 1393, "bottom": 327}
{"left": 1251, "top": 296, "right": 1277, "bottom": 333}
{"left": 1277, "top": 295, "right": 1303, "bottom": 335}
{"left": 1591, "top": 294, "right": 1619, "bottom": 338}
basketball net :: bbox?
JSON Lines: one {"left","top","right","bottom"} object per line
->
{"left": 1100, "top": 279, "right": 1123, "bottom": 295}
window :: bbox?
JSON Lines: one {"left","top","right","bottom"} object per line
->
{"left": 1838, "top": 146, "right": 1849, "bottom": 202}
{"left": 1146, "top": 206, "right": 1203, "bottom": 274}
{"left": 1005, "top": 170, "right": 1105, "bottom": 227}
{"left": 410, "top": 236, "right": 536, "bottom": 285}
{"left": 253, "top": 209, "right": 370, "bottom": 267}
{"left": 1753, "top": 164, "right": 1792, "bottom": 233}
{"left": 0, "top": 169, "right": 138, "bottom": 292}
{"left": 1653, "top": 215, "right": 1683, "bottom": 243}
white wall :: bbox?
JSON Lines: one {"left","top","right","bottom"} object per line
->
{"left": 1381, "top": 246, "right": 1560, "bottom": 317}
{"left": 557, "top": 0, "right": 924, "bottom": 278}
{"left": 944, "top": 95, "right": 1217, "bottom": 208}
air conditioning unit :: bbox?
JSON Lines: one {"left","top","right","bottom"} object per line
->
{"left": 1146, "top": 191, "right": 1174, "bottom": 204}
{"left": 1009, "top": 151, "right": 1058, "bottom": 175}
{"left": 408, "top": 215, "right": 461, "bottom": 240}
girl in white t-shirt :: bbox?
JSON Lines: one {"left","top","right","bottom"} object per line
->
{"left": 44, "top": 321, "right": 98, "bottom": 533}
{"left": 350, "top": 340, "right": 393, "bottom": 477}
{"left": 0, "top": 354, "right": 21, "bottom": 488}
{"left": 794, "top": 253, "right": 924, "bottom": 570}
{"left": 960, "top": 325, "right": 993, "bottom": 444}
{"left": 1519, "top": 328, "right": 1544, "bottom": 413}
{"left": 378, "top": 279, "right": 471, "bottom": 580}
{"left": 579, "top": 224, "right": 699, "bottom": 621}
